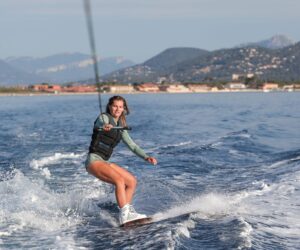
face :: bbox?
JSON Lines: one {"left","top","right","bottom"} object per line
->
{"left": 109, "top": 100, "right": 124, "bottom": 119}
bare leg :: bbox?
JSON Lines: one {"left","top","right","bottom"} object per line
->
{"left": 86, "top": 161, "right": 137, "bottom": 207}
{"left": 109, "top": 163, "right": 137, "bottom": 204}
{"left": 87, "top": 161, "right": 127, "bottom": 208}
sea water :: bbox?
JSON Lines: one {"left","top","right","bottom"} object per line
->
{"left": 0, "top": 92, "right": 299, "bottom": 249}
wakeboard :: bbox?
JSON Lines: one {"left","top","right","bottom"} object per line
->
{"left": 120, "top": 217, "right": 153, "bottom": 227}
{"left": 120, "top": 210, "right": 196, "bottom": 228}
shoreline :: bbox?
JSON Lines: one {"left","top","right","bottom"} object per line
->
{"left": 0, "top": 89, "right": 299, "bottom": 97}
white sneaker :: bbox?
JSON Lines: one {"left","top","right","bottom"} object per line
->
{"left": 129, "top": 204, "right": 147, "bottom": 218}
{"left": 119, "top": 204, "right": 147, "bottom": 225}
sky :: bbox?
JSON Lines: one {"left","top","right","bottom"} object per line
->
{"left": 1, "top": 0, "right": 300, "bottom": 63}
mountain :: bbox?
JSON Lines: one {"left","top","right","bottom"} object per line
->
{"left": 144, "top": 47, "right": 209, "bottom": 71}
{"left": 103, "top": 42, "right": 300, "bottom": 83}
{"left": 0, "top": 59, "right": 45, "bottom": 86}
{"left": 4, "top": 53, "right": 135, "bottom": 85}
{"left": 237, "top": 35, "right": 296, "bottom": 50}
{"left": 169, "top": 42, "right": 300, "bottom": 82}
{"left": 1, "top": 35, "right": 299, "bottom": 86}
{"left": 103, "top": 47, "right": 209, "bottom": 83}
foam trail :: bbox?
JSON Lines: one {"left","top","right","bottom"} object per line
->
{"left": 29, "top": 152, "right": 85, "bottom": 178}
{"left": 0, "top": 169, "right": 105, "bottom": 237}
{"left": 152, "top": 193, "right": 230, "bottom": 222}
{"left": 161, "top": 141, "right": 192, "bottom": 148}
{"left": 267, "top": 155, "right": 300, "bottom": 169}
{"left": 30, "top": 152, "right": 85, "bottom": 169}
{"left": 238, "top": 217, "right": 253, "bottom": 249}
{"left": 0, "top": 170, "right": 79, "bottom": 232}
{"left": 151, "top": 141, "right": 192, "bottom": 151}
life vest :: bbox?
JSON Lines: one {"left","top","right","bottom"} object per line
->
{"left": 88, "top": 113, "right": 122, "bottom": 160}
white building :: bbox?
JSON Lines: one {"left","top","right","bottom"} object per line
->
{"left": 103, "top": 85, "right": 135, "bottom": 93}
{"left": 225, "top": 82, "right": 246, "bottom": 90}
{"left": 159, "top": 84, "right": 191, "bottom": 93}
{"left": 187, "top": 84, "right": 211, "bottom": 92}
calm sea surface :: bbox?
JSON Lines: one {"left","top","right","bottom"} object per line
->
{"left": 0, "top": 92, "right": 299, "bottom": 249}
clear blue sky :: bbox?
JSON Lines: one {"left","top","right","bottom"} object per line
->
{"left": 1, "top": 0, "right": 300, "bottom": 63}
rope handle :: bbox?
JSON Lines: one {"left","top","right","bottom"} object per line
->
{"left": 98, "top": 126, "right": 132, "bottom": 131}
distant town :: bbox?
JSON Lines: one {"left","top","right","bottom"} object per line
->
{"left": 1, "top": 74, "right": 300, "bottom": 95}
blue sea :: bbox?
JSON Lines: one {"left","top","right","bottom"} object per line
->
{"left": 0, "top": 92, "right": 299, "bottom": 249}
